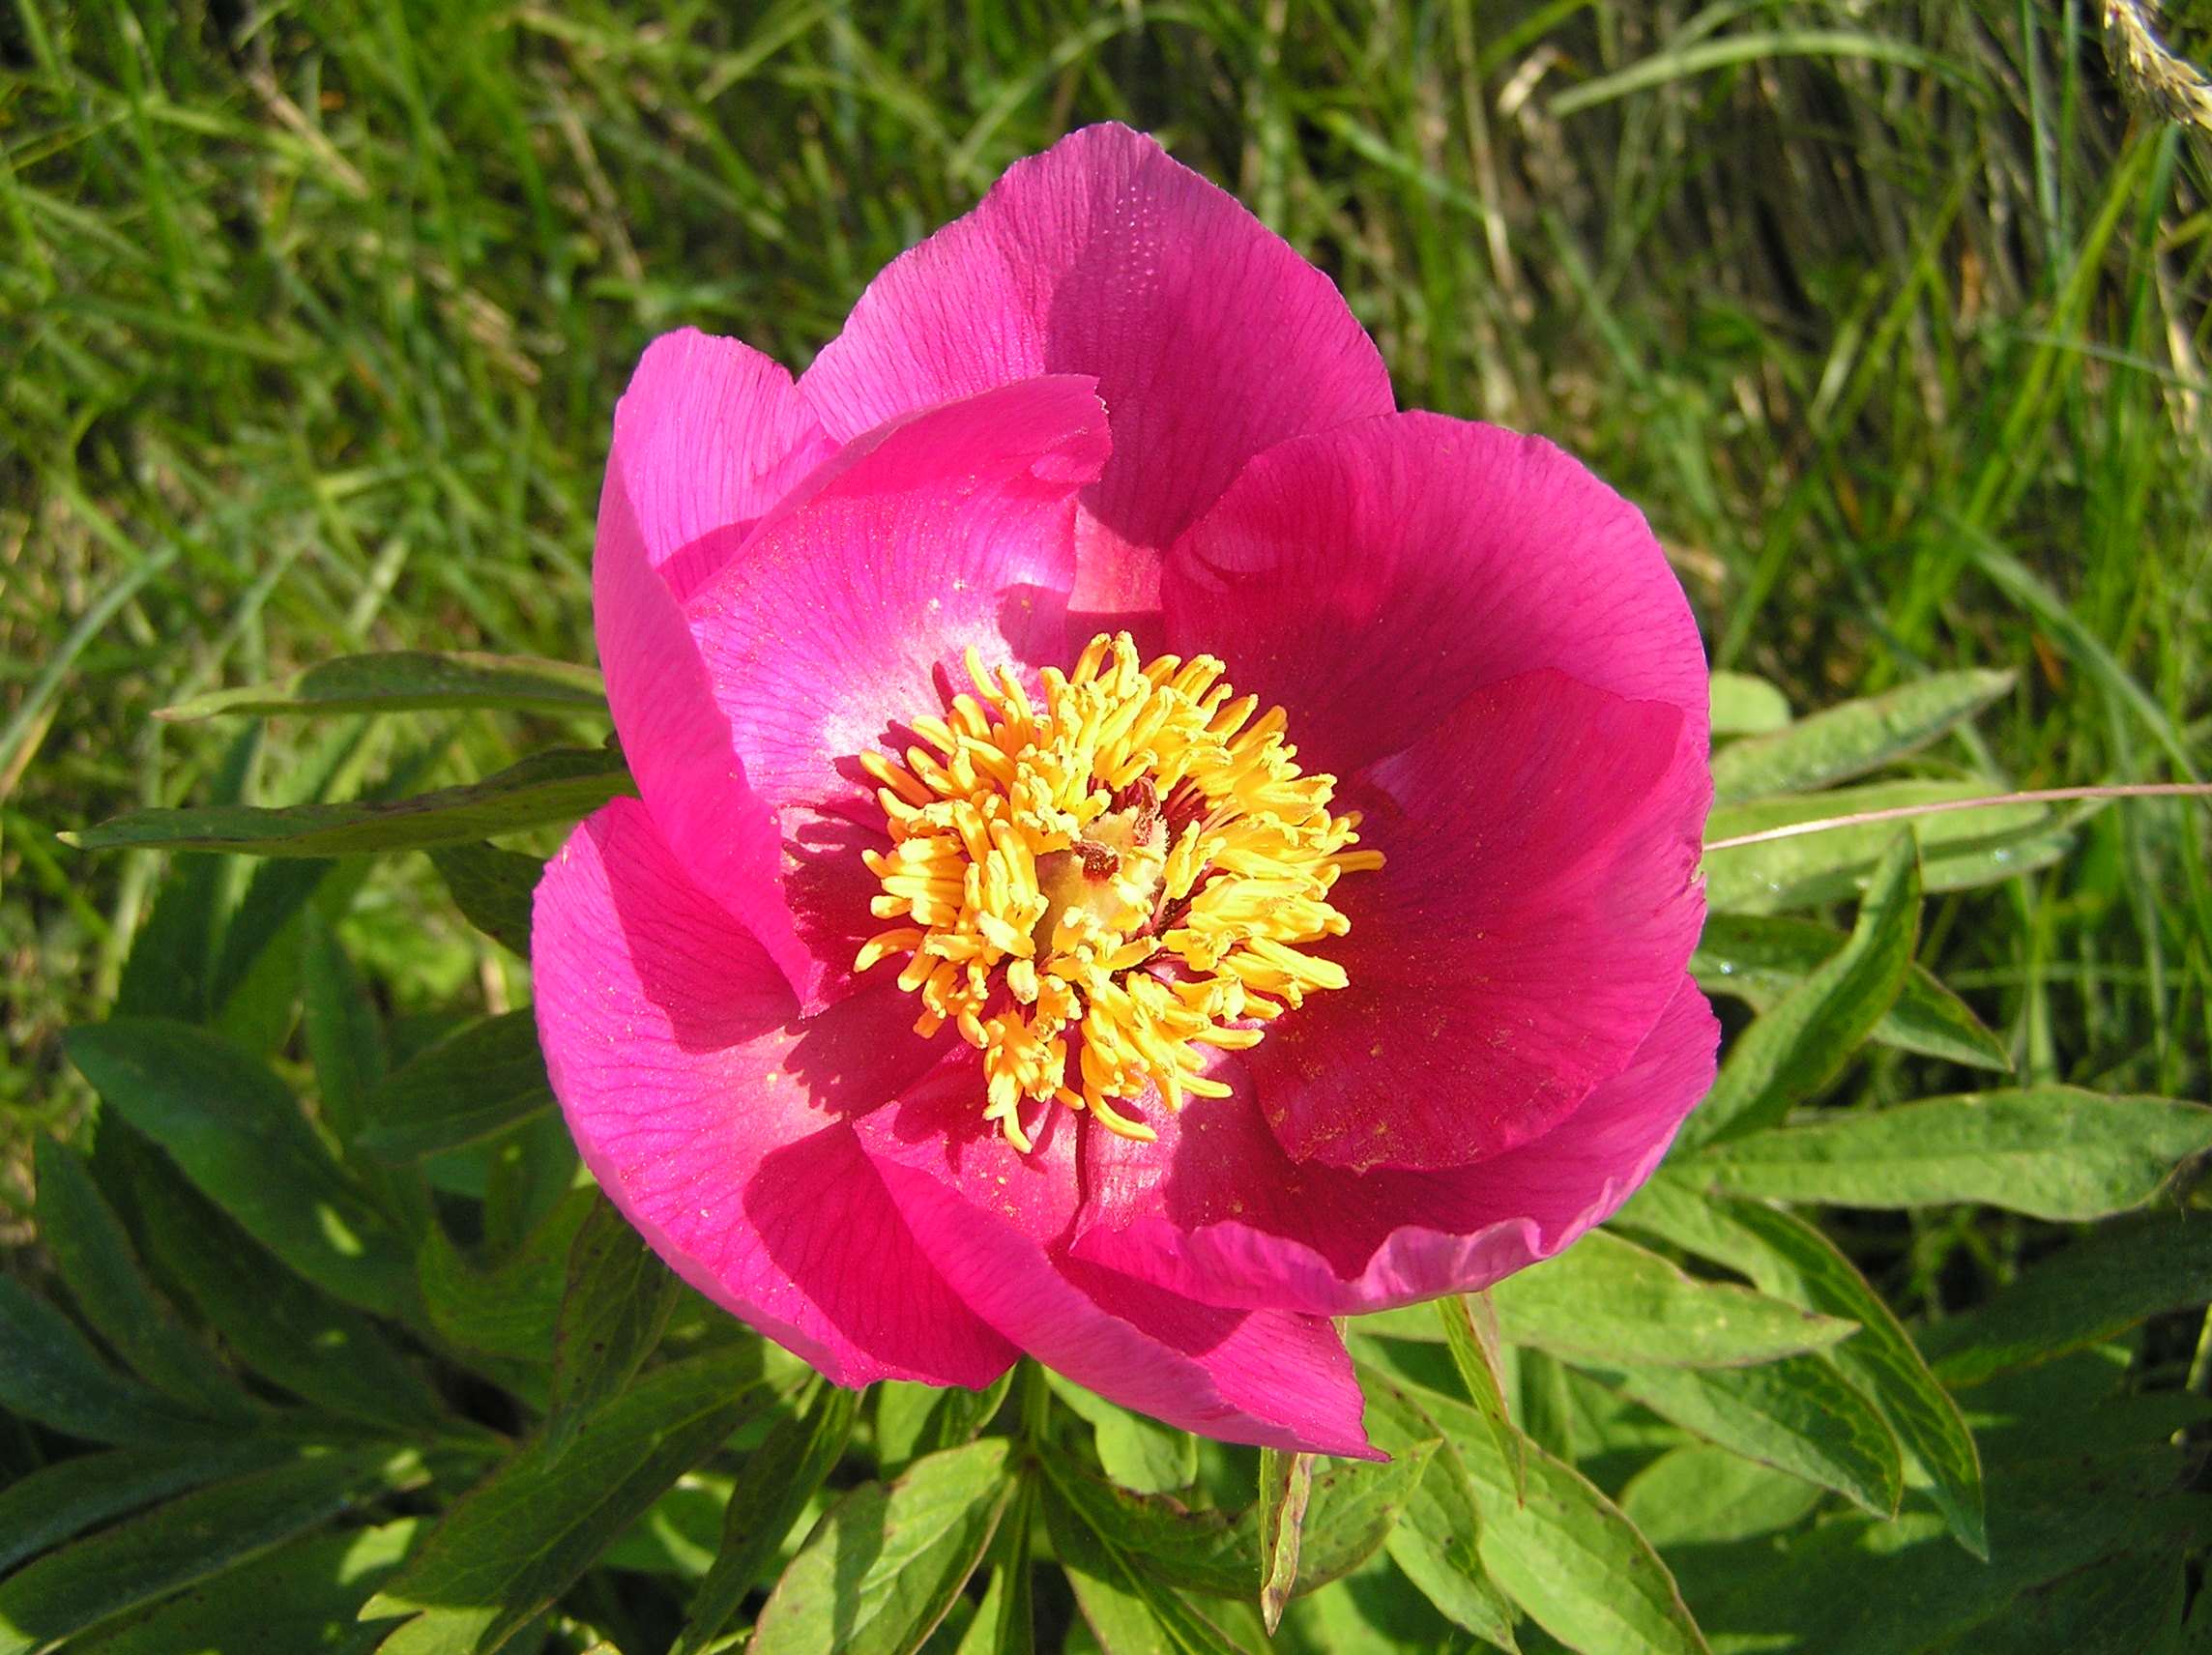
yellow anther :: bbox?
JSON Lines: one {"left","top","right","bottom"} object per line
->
{"left": 853, "top": 633, "right": 1379, "bottom": 1148}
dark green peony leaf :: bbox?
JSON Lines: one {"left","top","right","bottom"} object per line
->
{"left": 542, "top": 1191, "right": 681, "bottom": 1454}
{"left": 66, "top": 747, "right": 634, "bottom": 857}
{"left": 156, "top": 651, "right": 607, "bottom": 723}
{"left": 64, "top": 1019, "right": 416, "bottom": 1319}
{"left": 354, "top": 1011, "right": 553, "bottom": 1162}
{"left": 0, "top": 1447, "right": 398, "bottom": 1655}
{"left": 426, "top": 843, "right": 544, "bottom": 957}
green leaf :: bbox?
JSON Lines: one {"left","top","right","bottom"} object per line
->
{"left": 1617, "top": 1445, "right": 1823, "bottom": 1548}
{"left": 300, "top": 905, "right": 389, "bottom": 1148}
{"left": 1708, "top": 672, "right": 1791, "bottom": 737}
{"left": 1677, "top": 1195, "right": 1984, "bottom": 1555}
{"left": 208, "top": 857, "right": 330, "bottom": 1023}
{"left": 1917, "top": 1212, "right": 2212, "bottom": 1387}
{"left": 544, "top": 1192, "right": 680, "bottom": 1455}
{"left": 1690, "top": 1087, "right": 2212, "bottom": 1221}
{"left": 0, "top": 1276, "right": 212, "bottom": 1446}
{"left": 1708, "top": 669, "right": 2013, "bottom": 805}
{"left": 133, "top": 1151, "right": 455, "bottom": 1437}
{"left": 1377, "top": 1427, "right": 1519, "bottom": 1649}
{"left": 1486, "top": 1229, "right": 1858, "bottom": 1367}
{"left": 1048, "top": 1378, "right": 1198, "bottom": 1494}
{"left": 672, "top": 1382, "right": 859, "bottom": 1655}
{"left": 416, "top": 1192, "right": 592, "bottom": 1371}
{"left": 1038, "top": 1464, "right": 1250, "bottom": 1601}
{"left": 1943, "top": 1543, "right": 2185, "bottom": 1655}
{"left": 0, "top": 1446, "right": 394, "bottom": 1655}
{"left": 111, "top": 730, "right": 256, "bottom": 1024}
{"left": 31, "top": 1138, "right": 252, "bottom": 1419}
{"left": 749, "top": 1438, "right": 1015, "bottom": 1655}
{"left": 362, "top": 1346, "right": 774, "bottom": 1655}
{"left": 1688, "top": 1446, "right": 2197, "bottom": 1654}
{"left": 1433, "top": 1293, "right": 1523, "bottom": 1503}
{"left": 355, "top": 1012, "right": 554, "bottom": 1162}
{"left": 1703, "top": 780, "right": 2065, "bottom": 914}
{"left": 1248, "top": 1444, "right": 1433, "bottom": 1607}
{"left": 65, "top": 1019, "right": 417, "bottom": 1320}
{"left": 1254, "top": 1448, "right": 1311, "bottom": 1633}
{"left": 1038, "top": 1476, "right": 1255, "bottom": 1655}
{"left": 1362, "top": 1367, "right": 1710, "bottom": 1655}
{"left": 66, "top": 747, "right": 636, "bottom": 857}
{"left": 0, "top": 1438, "right": 299, "bottom": 1576}
{"left": 956, "top": 1474, "right": 1037, "bottom": 1655}
{"left": 113, "top": 856, "right": 226, "bottom": 1025}
{"left": 1601, "top": 1357, "right": 1904, "bottom": 1518}
{"left": 427, "top": 843, "right": 543, "bottom": 957}
{"left": 1691, "top": 913, "right": 2010, "bottom": 1071}
{"left": 156, "top": 651, "right": 607, "bottom": 722}
{"left": 65, "top": 1517, "right": 420, "bottom": 1655}
{"left": 1678, "top": 833, "right": 1919, "bottom": 1150}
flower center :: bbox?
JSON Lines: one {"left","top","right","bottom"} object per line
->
{"left": 854, "top": 633, "right": 1382, "bottom": 1150}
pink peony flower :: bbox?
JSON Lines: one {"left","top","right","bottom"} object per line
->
{"left": 533, "top": 124, "right": 1717, "bottom": 1456}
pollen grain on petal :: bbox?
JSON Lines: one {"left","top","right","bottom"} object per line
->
{"left": 855, "top": 631, "right": 1379, "bottom": 1149}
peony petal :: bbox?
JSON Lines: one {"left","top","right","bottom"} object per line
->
{"left": 1071, "top": 978, "right": 1719, "bottom": 1315}
{"left": 684, "top": 375, "right": 1109, "bottom": 818}
{"left": 533, "top": 796, "right": 1016, "bottom": 1389}
{"left": 609, "top": 328, "right": 838, "bottom": 602}
{"left": 800, "top": 124, "right": 1394, "bottom": 562}
{"left": 854, "top": 1079, "right": 1376, "bottom": 1456}
{"left": 1257, "top": 667, "right": 1708, "bottom": 1173}
{"left": 1165, "top": 412, "right": 1709, "bottom": 783}
{"left": 595, "top": 421, "right": 813, "bottom": 996}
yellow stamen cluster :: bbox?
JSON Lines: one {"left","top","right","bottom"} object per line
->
{"left": 855, "top": 632, "right": 1382, "bottom": 1150}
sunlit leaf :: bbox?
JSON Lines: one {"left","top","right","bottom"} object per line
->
{"left": 1487, "top": 1230, "right": 1858, "bottom": 1366}
{"left": 1602, "top": 1358, "right": 1903, "bottom": 1518}
{"left": 1709, "top": 670, "right": 2012, "bottom": 804}
{"left": 1691, "top": 913, "right": 2010, "bottom": 1071}
{"left": 1048, "top": 1378, "right": 1199, "bottom": 1494}
{"left": 1708, "top": 672, "right": 1791, "bottom": 736}
{"left": 1362, "top": 1368, "right": 1710, "bottom": 1655}
{"left": 1680, "top": 833, "right": 1920, "bottom": 1148}
{"left": 1703, "top": 781, "right": 2063, "bottom": 914}
{"left": 749, "top": 1438, "right": 1014, "bottom": 1655}
{"left": 1690, "top": 1087, "right": 2212, "bottom": 1221}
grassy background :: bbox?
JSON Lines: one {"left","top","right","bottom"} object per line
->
{"left": 1, "top": 0, "right": 2207, "bottom": 1323}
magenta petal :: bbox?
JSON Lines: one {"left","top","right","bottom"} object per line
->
{"left": 1165, "top": 412, "right": 1709, "bottom": 782}
{"left": 684, "top": 376, "right": 1109, "bottom": 818}
{"left": 610, "top": 328, "right": 839, "bottom": 602}
{"left": 1072, "top": 978, "right": 1718, "bottom": 1314}
{"left": 854, "top": 1083, "right": 1376, "bottom": 1456}
{"left": 533, "top": 796, "right": 1017, "bottom": 1389}
{"left": 800, "top": 124, "right": 1393, "bottom": 557}
{"left": 1257, "top": 667, "right": 1708, "bottom": 1173}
